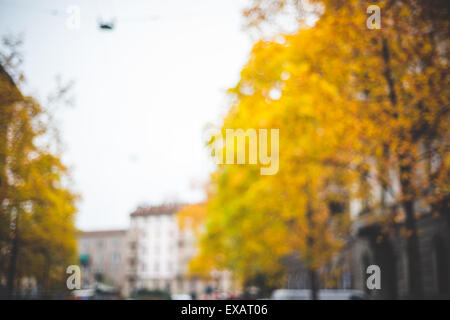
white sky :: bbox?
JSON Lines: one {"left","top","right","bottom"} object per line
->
{"left": 0, "top": 0, "right": 253, "bottom": 230}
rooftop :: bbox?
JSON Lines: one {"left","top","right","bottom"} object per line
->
{"left": 77, "top": 229, "right": 127, "bottom": 237}
{"left": 130, "top": 203, "right": 182, "bottom": 217}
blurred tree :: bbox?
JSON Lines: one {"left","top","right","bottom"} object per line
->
{"left": 0, "top": 36, "right": 78, "bottom": 298}
{"left": 184, "top": 0, "right": 449, "bottom": 299}
{"left": 243, "top": 0, "right": 449, "bottom": 299}
{"left": 183, "top": 31, "right": 355, "bottom": 299}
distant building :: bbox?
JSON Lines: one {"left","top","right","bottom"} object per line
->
{"left": 76, "top": 204, "right": 235, "bottom": 299}
{"left": 127, "top": 204, "right": 233, "bottom": 298}
{"left": 77, "top": 230, "right": 128, "bottom": 296}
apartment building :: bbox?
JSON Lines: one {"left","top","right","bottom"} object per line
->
{"left": 126, "top": 204, "right": 205, "bottom": 296}
{"left": 76, "top": 204, "right": 234, "bottom": 298}
{"left": 77, "top": 229, "right": 128, "bottom": 296}
{"left": 126, "top": 204, "right": 235, "bottom": 298}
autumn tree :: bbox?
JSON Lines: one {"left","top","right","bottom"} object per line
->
{"left": 184, "top": 28, "right": 356, "bottom": 298}
{"left": 242, "top": 0, "right": 449, "bottom": 298}
{"left": 0, "top": 36, "right": 78, "bottom": 298}
{"left": 185, "top": 0, "right": 448, "bottom": 299}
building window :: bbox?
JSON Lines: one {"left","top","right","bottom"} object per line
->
{"left": 112, "top": 252, "right": 120, "bottom": 263}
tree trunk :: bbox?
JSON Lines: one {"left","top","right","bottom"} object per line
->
{"left": 7, "top": 211, "right": 19, "bottom": 298}
{"left": 305, "top": 185, "right": 319, "bottom": 300}
{"left": 381, "top": 38, "right": 423, "bottom": 298}
{"left": 309, "top": 268, "right": 319, "bottom": 300}
{"left": 399, "top": 160, "right": 423, "bottom": 299}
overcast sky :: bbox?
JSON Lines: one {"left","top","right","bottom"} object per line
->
{"left": 0, "top": 0, "right": 253, "bottom": 230}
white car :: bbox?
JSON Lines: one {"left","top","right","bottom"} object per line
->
{"left": 271, "top": 289, "right": 367, "bottom": 300}
{"left": 171, "top": 294, "right": 193, "bottom": 300}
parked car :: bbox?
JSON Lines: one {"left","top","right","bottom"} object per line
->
{"left": 171, "top": 294, "right": 193, "bottom": 300}
{"left": 271, "top": 289, "right": 367, "bottom": 300}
